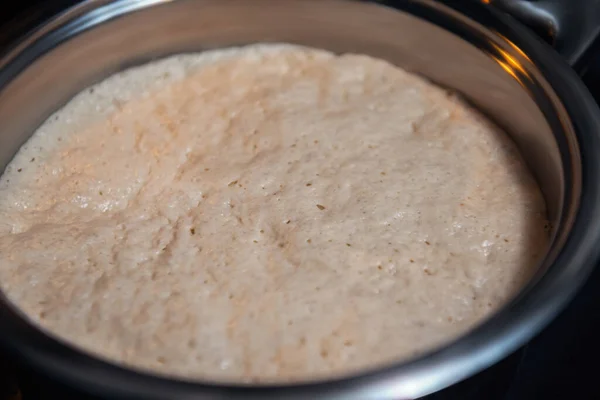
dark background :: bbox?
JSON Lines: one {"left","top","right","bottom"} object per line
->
{"left": 0, "top": 1, "right": 600, "bottom": 399}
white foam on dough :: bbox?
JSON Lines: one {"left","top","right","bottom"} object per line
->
{"left": 0, "top": 44, "right": 549, "bottom": 382}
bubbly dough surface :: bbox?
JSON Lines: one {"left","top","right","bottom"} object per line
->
{"left": 0, "top": 44, "right": 548, "bottom": 382}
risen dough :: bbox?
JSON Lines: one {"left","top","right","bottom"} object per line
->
{"left": 0, "top": 44, "right": 548, "bottom": 382}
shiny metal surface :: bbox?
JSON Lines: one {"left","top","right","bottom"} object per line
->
{"left": 489, "top": 0, "right": 600, "bottom": 68}
{"left": 0, "top": 0, "right": 599, "bottom": 399}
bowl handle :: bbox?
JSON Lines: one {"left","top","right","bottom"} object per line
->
{"left": 486, "top": 0, "right": 600, "bottom": 71}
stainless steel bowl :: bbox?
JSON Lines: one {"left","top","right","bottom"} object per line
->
{"left": 1, "top": 1, "right": 600, "bottom": 399}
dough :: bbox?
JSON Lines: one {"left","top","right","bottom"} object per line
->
{"left": 0, "top": 44, "right": 548, "bottom": 382}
